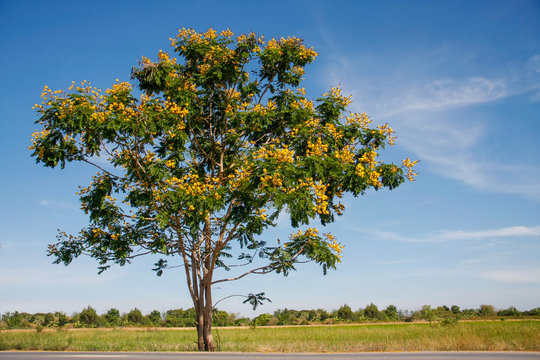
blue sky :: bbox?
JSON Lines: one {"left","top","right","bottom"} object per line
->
{"left": 1, "top": 0, "right": 539, "bottom": 317}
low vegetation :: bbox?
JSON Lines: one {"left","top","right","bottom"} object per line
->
{"left": 1, "top": 304, "right": 538, "bottom": 330}
{"left": 0, "top": 321, "right": 538, "bottom": 352}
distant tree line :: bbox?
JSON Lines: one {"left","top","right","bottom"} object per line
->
{"left": 1, "top": 304, "right": 538, "bottom": 329}
{"left": 253, "top": 304, "right": 539, "bottom": 326}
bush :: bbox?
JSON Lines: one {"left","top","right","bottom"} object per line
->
{"left": 417, "top": 305, "right": 437, "bottom": 322}
{"left": 440, "top": 316, "right": 458, "bottom": 326}
{"left": 104, "top": 308, "right": 121, "bottom": 327}
{"left": 164, "top": 308, "right": 197, "bottom": 327}
{"left": 497, "top": 306, "right": 520, "bottom": 317}
{"left": 478, "top": 304, "right": 496, "bottom": 317}
{"left": 384, "top": 305, "right": 398, "bottom": 321}
{"left": 213, "top": 310, "right": 234, "bottom": 327}
{"left": 55, "top": 312, "right": 69, "bottom": 327}
{"left": 337, "top": 305, "right": 353, "bottom": 321}
{"left": 43, "top": 313, "right": 55, "bottom": 327}
{"left": 126, "top": 308, "right": 146, "bottom": 326}
{"left": 363, "top": 303, "right": 380, "bottom": 320}
{"left": 253, "top": 313, "right": 273, "bottom": 326}
{"left": 78, "top": 306, "right": 102, "bottom": 327}
{"left": 147, "top": 310, "right": 163, "bottom": 326}
{"left": 522, "top": 307, "right": 540, "bottom": 316}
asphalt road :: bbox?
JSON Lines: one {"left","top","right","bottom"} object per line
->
{"left": 0, "top": 352, "right": 538, "bottom": 360}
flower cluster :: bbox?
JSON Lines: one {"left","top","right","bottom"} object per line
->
{"left": 226, "top": 165, "right": 252, "bottom": 191}
{"left": 164, "top": 99, "right": 189, "bottom": 118}
{"left": 291, "top": 98, "right": 314, "bottom": 110}
{"left": 260, "top": 169, "right": 283, "bottom": 187}
{"left": 161, "top": 174, "right": 222, "bottom": 201}
{"left": 334, "top": 145, "right": 355, "bottom": 164}
{"left": 253, "top": 143, "right": 295, "bottom": 163}
{"left": 266, "top": 36, "right": 318, "bottom": 60}
{"left": 324, "top": 233, "right": 343, "bottom": 260}
{"left": 163, "top": 159, "right": 176, "bottom": 168}
{"left": 402, "top": 158, "right": 419, "bottom": 181}
{"left": 252, "top": 100, "right": 277, "bottom": 116}
{"left": 255, "top": 208, "right": 267, "bottom": 221}
{"left": 157, "top": 49, "right": 177, "bottom": 64}
{"left": 298, "top": 178, "right": 329, "bottom": 215}
{"left": 323, "top": 86, "right": 351, "bottom": 107}
{"left": 306, "top": 137, "right": 328, "bottom": 157}
{"left": 346, "top": 112, "right": 372, "bottom": 128}
{"left": 105, "top": 80, "right": 132, "bottom": 95}
{"left": 377, "top": 123, "right": 396, "bottom": 146}
{"left": 324, "top": 123, "right": 343, "bottom": 140}
{"left": 28, "top": 128, "right": 50, "bottom": 153}
{"left": 290, "top": 227, "right": 319, "bottom": 239}
{"left": 359, "top": 150, "right": 378, "bottom": 169}
{"left": 355, "top": 150, "right": 383, "bottom": 187}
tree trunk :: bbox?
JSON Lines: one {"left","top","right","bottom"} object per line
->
{"left": 203, "top": 309, "right": 215, "bottom": 351}
{"left": 196, "top": 310, "right": 205, "bottom": 351}
{"left": 194, "top": 282, "right": 216, "bottom": 351}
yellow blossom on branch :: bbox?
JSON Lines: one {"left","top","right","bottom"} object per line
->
{"left": 306, "top": 137, "right": 328, "bottom": 157}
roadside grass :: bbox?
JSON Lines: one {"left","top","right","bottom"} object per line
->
{"left": 0, "top": 321, "right": 538, "bottom": 352}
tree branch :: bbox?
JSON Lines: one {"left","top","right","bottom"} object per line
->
{"left": 82, "top": 159, "right": 122, "bottom": 179}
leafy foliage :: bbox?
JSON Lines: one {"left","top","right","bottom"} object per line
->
{"left": 242, "top": 292, "right": 271, "bottom": 310}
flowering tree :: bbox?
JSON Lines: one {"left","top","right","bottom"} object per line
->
{"left": 31, "top": 28, "right": 417, "bottom": 351}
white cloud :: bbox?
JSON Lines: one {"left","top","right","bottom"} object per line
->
{"left": 38, "top": 199, "right": 78, "bottom": 209}
{"left": 437, "top": 226, "right": 540, "bottom": 241}
{"left": 480, "top": 270, "right": 540, "bottom": 284}
{"left": 379, "top": 77, "right": 508, "bottom": 116}
{"left": 323, "top": 51, "right": 540, "bottom": 200}
{"left": 363, "top": 225, "right": 540, "bottom": 243}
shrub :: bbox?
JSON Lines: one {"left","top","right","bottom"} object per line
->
{"left": 384, "top": 305, "right": 398, "bottom": 321}
{"left": 78, "top": 306, "right": 102, "bottom": 327}
{"left": 478, "top": 304, "right": 496, "bottom": 317}
{"left": 497, "top": 306, "right": 520, "bottom": 317}
{"left": 147, "top": 310, "right": 163, "bottom": 326}
{"left": 126, "top": 308, "right": 146, "bottom": 326}
{"left": 337, "top": 305, "right": 353, "bottom": 321}
{"left": 363, "top": 303, "right": 380, "bottom": 320}
{"left": 104, "top": 308, "right": 121, "bottom": 327}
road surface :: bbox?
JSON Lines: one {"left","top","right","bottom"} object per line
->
{"left": 0, "top": 352, "right": 538, "bottom": 359}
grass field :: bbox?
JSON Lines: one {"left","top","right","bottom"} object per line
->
{"left": 0, "top": 321, "right": 538, "bottom": 352}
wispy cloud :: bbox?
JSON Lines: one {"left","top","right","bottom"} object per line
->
{"left": 380, "top": 77, "right": 508, "bottom": 116}
{"left": 437, "top": 226, "right": 540, "bottom": 240}
{"left": 480, "top": 269, "right": 540, "bottom": 284}
{"left": 322, "top": 51, "right": 540, "bottom": 200}
{"left": 38, "top": 199, "right": 78, "bottom": 209}
{"left": 363, "top": 225, "right": 540, "bottom": 243}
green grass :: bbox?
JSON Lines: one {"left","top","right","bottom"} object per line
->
{"left": 1, "top": 321, "right": 538, "bottom": 352}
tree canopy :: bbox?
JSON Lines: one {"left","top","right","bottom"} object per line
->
{"left": 31, "top": 27, "right": 417, "bottom": 350}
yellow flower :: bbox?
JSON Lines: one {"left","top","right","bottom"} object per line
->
{"left": 402, "top": 158, "right": 419, "bottom": 181}
{"left": 306, "top": 137, "right": 328, "bottom": 157}
{"left": 346, "top": 112, "right": 371, "bottom": 128}
{"left": 220, "top": 28, "right": 234, "bottom": 38}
